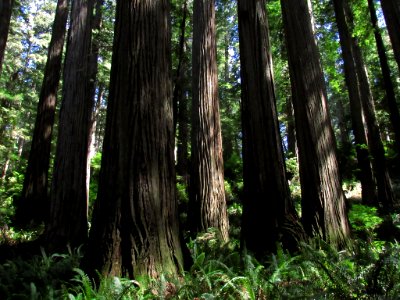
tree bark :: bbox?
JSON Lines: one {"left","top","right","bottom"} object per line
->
{"left": 45, "top": 0, "right": 94, "bottom": 248}
{"left": 0, "top": 0, "right": 13, "bottom": 75}
{"left": 238, "top": 0, "right": 302, "bottom": 257}
{"left": 333, "top": 0, "right": 377, "bottom": 205}
{"left": 380, "top": 0, "right": 400, "bottom": 72}
{"left": 14, "top": 0, "right": 69, "bottom": 228}
{"left": 281, "top": 0, "right": 350, "bottom": 248}
{"left": 367, "top": 0, "right": 400, "bottom": 156}
{"left": 190, "top": 0, "right": 229, "bottom": 241}
{"left": 83, "top": 0, "right": 183, "bottom": 279}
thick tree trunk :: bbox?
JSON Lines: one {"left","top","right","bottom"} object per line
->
{"left": 15, "top": 0, "right": 69, "bottom": 228}
{"left": 190, "top": 0, "right": 229, "bottom": 241}
{"left": 45, "top": 0, "right": 94, "bottom": 248}
{"left": 380, "top": 0, "right": 400, "bottom": 71}
{"left": 367, "top": 0, "right": 400, "bottom": 156}
{"left": 0, "top": 0, "right": 13, "bottom": 75}
{"left": 333, "top": 0, "right": 377, "bottom": 205}
{"left": 281, "top": 0, "right": 350, "bottom": 248}
{"left": 83, "top": 0, "right": 183, "bottom": 279}
{"left": 238, "top": 0, "right": 302, "bottom": 256}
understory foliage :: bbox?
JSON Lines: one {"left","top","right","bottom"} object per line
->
{"left": 1, "top": 206, "right": 400, "bottom": 299}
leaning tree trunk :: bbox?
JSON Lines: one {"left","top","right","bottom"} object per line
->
{"left": 380, "top": 0, "right": 400, "bottom": 72}
{"left": 15, "top": 0, "right": 69, "bottom": 228}
{"left": 333, "top": 0, "right": 377, "bottom": 205}
{"left": 190, "top": 0, "right": 229, "bottom": 241}
{"left": 281, "top": 0, "right": 350, "bottom": 248}
{"left": 367, "top": 0, "right": 400, "bottom": 156}
{"left": 45, "top": 0, "right": 94, "bottom": 249}
{"left": 0, "top": 0, "right": 13, "bottom": 75}
{"left": 82, "top": 0, "right": 183, "bottom": 279}
{"left": 238, "top": 0, "right": 303, "bottom": 257}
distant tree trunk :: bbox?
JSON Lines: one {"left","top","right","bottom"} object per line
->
{"left": 0, "top": 0, "right": 13, "bottom": 75}
{"left": 343, "top": 0, "right": 396, "bottom": 210}
{"left": 380, "top": 0, "right": 400, "bottom": 71}
{"left": 86, "top": 0, "right": 103, "bottom": 202}
{"left": 174, "top": 0, "right": 190, "bottom": 180}
{"left": 176, "top": 87, "right": 190, "bottom": 179}
{"left": 0, "top": 155, "right": 10, "bottom": 181}
{"left": 335, "top": 96, "right": 352, "bottom": 178}
{"left": 238, "top": 0, "right": 303, "bottom": 257}
{"left": 281, "top": 0, "right": 350, "bottom": 248}
{"left": 286, "top": 96, "right": 297, "bottom": 158}
{"left": 333, "top": 0, "right": 377, "bottom": 205}
{"left": 45, "top": 0, "right": 94, "bottom": 249}
{"left": 190, "top": 0, "right": 229, "bottom": 241}
{"left": 86, "top": 85, "right": 103, "bottom": 201}
{"left": 173, "top": 0, "right": 188, "bottom": 134}
{"left": 353, "top": 39, "right": 396, "bottom": 211}
{"left": 367, "top": 0, "right": 400, "bottom": 156}
{"left": 14, "top": 0, "right": 69, "bottom": 228}
{"left": 83, "top": 0, "right": 183, "bottom": 279}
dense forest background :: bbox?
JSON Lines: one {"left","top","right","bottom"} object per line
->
{"left": 0, "top": 0, "right": 400, "bottom": 298}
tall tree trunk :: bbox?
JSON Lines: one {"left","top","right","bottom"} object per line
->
{"left": 333, "top": 0, "right": 377, "bottom": 205}
{"left": 0, "top": 0, "right": 13, "bottom": 75}
{"left": 190, "top": 0, "right": 229, "bottom": 241}
{"left": 343, "top": 0, "right": 396, "bottom": 210}
{"left": 174, "top": 0, "right": 190, "bottom": 180}
{"left": 238, "top": 0, "right": 303, "bottom": 257}
{"left": 45, "top": 0, "right": 94, "bottom": 248}
{"left": 14, "top": 0, "right": 69, "bottom": 228}
{"left": 86, "top": 0, "right": 103, "bottom": 203}
{"left": 83, "top": 0, "right": 183, "bottom": 279}
{"left": 380, "top": 0, "right": 400, "bottom": 71}
{"left": 173, "top": 0, "right": 188, "bottom": 134}
{"left": 353, "top": 39, "right": 396, "bottom": 211}
{"left": 281, "top": 0, "right": 350, "bottom": 248}
{"left": 367, "top": 0, "right": 400, "bottom": 156}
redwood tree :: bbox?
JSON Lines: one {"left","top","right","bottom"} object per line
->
{"left": 280, "top": 0, "right": 350, "bottom": 247}
{"left": 45, "top": 0, "right": 94, "bottom": 248}
{"left": 333, "top": 0, "right": 377, "bottom": 205}
{"left": 14, "top": 0, "right": 69, "bottom": 228}
{"left": 83, "top": 0, "right": 183, "bottom": 278}
{"left": 0, "top": 0, "right": 13, "bottom": 74}
{"left": 380, "top": 0, "right": 400, "bottom": 71}
{"left": 345, "top": 0, "right": 395, "bottom": 210}
{"left": 190, "top": 0, "right": 229, "bottom": 241}
{"left": 367, "top": 0, "right": 400, "bottom": 156}
{"left": 238, "top": 0, "right": 301, "bottom": 257}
